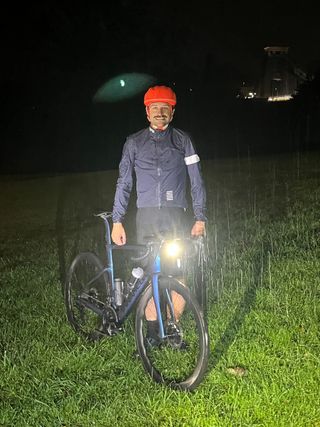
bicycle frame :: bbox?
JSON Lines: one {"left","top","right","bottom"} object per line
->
{"left": 83, "top": 212, "right": 175, "bottom": 337}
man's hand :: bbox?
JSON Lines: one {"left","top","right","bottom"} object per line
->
{"left": 111, "top": 223, "right": 127, "bottom": 245}
{"left": 191, "top": 221, "right": 206, "bottom": 237}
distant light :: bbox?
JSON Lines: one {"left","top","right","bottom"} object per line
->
{"left": 120, "top": 79, "right": 125, "bottom": 87}
{"left": 268, "top": 95, "right": 293, "bottom": 102}
{"left": 244, "top": 92, "right": 257, "bottom": 99}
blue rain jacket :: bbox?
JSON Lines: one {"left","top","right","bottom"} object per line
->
{"left": 112, "top": 125, "right": 206, "bottom": 223}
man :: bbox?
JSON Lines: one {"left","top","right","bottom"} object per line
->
{"left": 111, "top": 85, "right": 206, "bottom": 345}
{"left": 111, "top": 85, "right": 206, "bottom": 246}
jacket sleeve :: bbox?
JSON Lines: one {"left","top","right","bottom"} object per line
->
{"left": 112, "top": 139, "right": 135, "bottom": 223}
{"left": 184, "top": 136, "right": 207, "bottom": 222}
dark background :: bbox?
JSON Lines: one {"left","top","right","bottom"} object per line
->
{"left": 1, "top": 2, "right": 320, "bottom": 173}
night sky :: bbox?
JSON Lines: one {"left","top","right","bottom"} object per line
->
{"left": 2, "top": 3, "right": 320, "bottom": 173}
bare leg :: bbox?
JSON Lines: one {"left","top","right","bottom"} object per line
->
{"left": 168, "top": 290, "right": 185, "bottom": 320}
{"left": 144, "top": 298, "right": 157, "bottom": 321}
{"left": 145, "top": 291, "right": 185, "bottom": 321}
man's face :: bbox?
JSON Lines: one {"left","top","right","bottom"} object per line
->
{"left": 146, "top": 102, "right": 174, "bottom": 129}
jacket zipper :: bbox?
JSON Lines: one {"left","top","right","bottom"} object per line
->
{"left": 157, "top": 167, "right": 161, "bottom": 208}
{"left": 155, "top": 140, "right": 161, "bottom": 208}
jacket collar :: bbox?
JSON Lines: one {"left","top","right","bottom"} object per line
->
{"left": 148, "top": 125, "right": 171, "bottom": 139}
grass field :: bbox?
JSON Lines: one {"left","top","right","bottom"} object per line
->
{"left": 1, "top": 151, "right": 320, "bottom": 426}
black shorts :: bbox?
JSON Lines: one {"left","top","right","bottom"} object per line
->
{"left": 136, "top": 207, "right": 188, "bottom": 244}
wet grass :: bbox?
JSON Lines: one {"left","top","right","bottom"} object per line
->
{"left": 1, "top": 151, "right": 320, "bottom": 426}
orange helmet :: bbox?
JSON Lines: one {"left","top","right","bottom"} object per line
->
{"left": 144, "top": 85, "right": 177, "bottom": 107}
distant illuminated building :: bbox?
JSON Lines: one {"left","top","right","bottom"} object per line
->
{"left": 237, "top": 82, "right": 257, "bottom": 99}
{"left": 258, "top": 46, "right": 307, "bottom": 102}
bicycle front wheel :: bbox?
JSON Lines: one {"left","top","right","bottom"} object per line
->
{"left": 64, "top": 252, "right": 110, "bottom": 340}
{"left": 135, "top": 278, "right": 209, "bottom": 391}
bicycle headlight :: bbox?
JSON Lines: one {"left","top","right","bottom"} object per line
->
{"left": 165, "top": 241, "right": 182, "bottom": 258}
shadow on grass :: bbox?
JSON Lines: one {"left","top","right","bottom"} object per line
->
{"left": 208, "top": 249, "right": 265, "bottom": 369}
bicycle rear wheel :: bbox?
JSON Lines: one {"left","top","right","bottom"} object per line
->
{"left": 64, "top": 252, "right": 110, "bottom": 340}
{"left": 135, "top": 278, "right": 209, "bottom": 391}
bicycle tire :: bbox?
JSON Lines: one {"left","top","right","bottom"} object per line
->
{"left": 194, "top": 270, "right": 208, "bottom": 317}
{"left": 135, "top": 277, "right": 209, "bottom": 391}
{"left": 185, "top": 237, "right": 208, "bottom": 317}
{"left": 64, "top": 252, "right": 110, "bottom": 340}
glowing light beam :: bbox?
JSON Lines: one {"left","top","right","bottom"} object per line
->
{"left": 93, "top": 73, "right": 156, "bottom": 103}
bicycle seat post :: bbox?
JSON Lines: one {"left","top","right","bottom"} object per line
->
{"left": 95, "top": 212, "right": 114, "bottom": 287}
{"left": 101, "top": 214, "right": 111, "bottom": 246}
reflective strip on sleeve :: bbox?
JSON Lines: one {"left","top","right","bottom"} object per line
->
{"left": 184, "top": 154, "right": 200, "bottom": 165}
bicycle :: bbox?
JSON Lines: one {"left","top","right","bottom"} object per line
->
{"left": 64, "top": 211, "right": 209, "bottom": 391}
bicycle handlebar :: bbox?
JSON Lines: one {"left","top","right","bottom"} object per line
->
{"left": 94, "top": 211, "right": 204, "bottom": 262}
{"left": 131, "top": 236, "right": 203, "bottom": 262}
{"left": 130, "top": 247, "right": 151, "bottom": 262}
